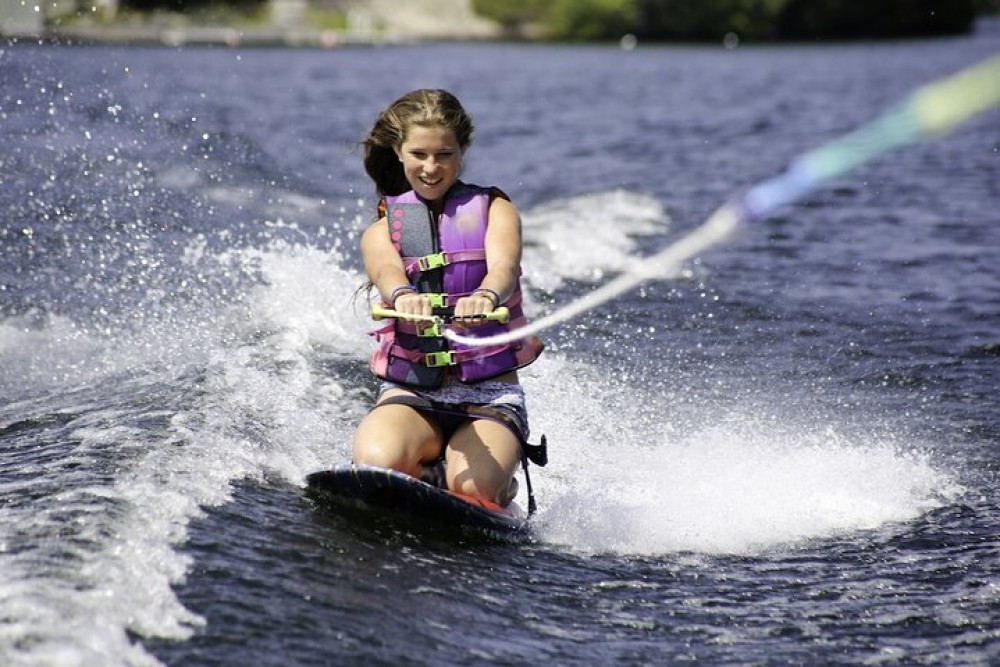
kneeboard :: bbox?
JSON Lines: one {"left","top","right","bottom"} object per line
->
{"left": 306, "top": 463, "right": 528, "bottom": 535}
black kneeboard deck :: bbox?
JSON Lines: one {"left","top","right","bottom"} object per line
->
{"left": 306, "top": 464, "right": 528, "bottom": 536}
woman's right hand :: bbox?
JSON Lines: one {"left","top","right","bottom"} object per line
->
{"left": 391, "top": 290, "right": 433, "bottom": 319}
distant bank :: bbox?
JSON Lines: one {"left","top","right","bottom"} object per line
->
{"left": 2, "top": 0, "right": 996, "bottom": 46}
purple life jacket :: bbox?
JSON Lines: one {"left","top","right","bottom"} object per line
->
{"left": 369, "top": 182, "right": 543, "bottom": 388}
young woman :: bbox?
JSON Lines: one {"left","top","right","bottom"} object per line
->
{"left": 352, "top": 89, "right": 543, "bottom": 508}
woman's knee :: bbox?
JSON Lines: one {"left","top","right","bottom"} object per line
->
{"left": 352, "top": 435, "right": 405, "bottom": 469}
{"left": 352, "top": 423, "right": 413, "bottom": 470}
{"left": 352, "top": 407, "right": 441, "bottom": 474}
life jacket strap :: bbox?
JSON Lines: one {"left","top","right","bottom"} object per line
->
{"left": 418, "top": 322, "right": 443, "bottom": 338}
{"left": 423, "top": 344, "right": 509, "bottom": 368}
{"left": 404, "top": 249, "right": 488, "bottom": 275}
{"left": 424, "top": 351, "right": 455, "bottom": 368}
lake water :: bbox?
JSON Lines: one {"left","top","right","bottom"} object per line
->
{"left": 1, "top": 30, "right": 999, "bottom": 665}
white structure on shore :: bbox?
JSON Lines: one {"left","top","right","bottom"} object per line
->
{"left": 0, "top": 0, "right": 501, "bottom": 42}
{"left": 2, "top": 0, "right": 44, "bottom": 36}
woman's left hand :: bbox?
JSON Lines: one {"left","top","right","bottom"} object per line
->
{"left": 452, "top": 292, "right": 496, "bottom": 324}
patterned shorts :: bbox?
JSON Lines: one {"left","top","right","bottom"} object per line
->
{"left": 376, "top": 378, "right": 530, "bottom": 443}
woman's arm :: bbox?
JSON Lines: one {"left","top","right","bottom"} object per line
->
{"left": 360, "top": 217, "right": 432, "bottom": 317}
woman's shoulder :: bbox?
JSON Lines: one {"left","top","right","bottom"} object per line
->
{"left": 454, "top": 181, "right": 509, "bottom": 203}
{"left": 487, "top": 188, "right": 518, "bottom": 218}
{"left": 489, "top": 186, "right": 511, "bottom": 203}
{"left": 361, "top": 216, "right": 389, "bottom": 241}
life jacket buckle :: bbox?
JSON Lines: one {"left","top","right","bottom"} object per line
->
{"left": 424, "top": 350, "right": 456, "bottom": 367}
{"left": 426, "top": 292, "right": 448, "bottom": 308}
{"left": 418, "top": 322, "right": 443, "bottom": 338}
{"left": 418, "top": 252, "right": 447, "bottom": 271}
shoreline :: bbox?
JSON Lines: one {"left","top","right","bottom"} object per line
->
{"left": 2, "top": 24, "right": 407, "bottom": 48}
{"left": 4, "top": 16, "right": 998, "bottom": 49}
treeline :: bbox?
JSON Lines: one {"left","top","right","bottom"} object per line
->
{"left": 473, "top": 0, "right": 996, "bottom": 41}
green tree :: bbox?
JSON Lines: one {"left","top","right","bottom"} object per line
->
{"left": 974, "top": 0, "right": 1000, "bottom": 14}
{"left": 470, "top": 0, "right": 549, "bottom": 30}
{"left": 546, "top": 0, "right": 638, "bottom": 40}
{"left": 776, "top": 0, "right": 976, "bottom": 38}
{"left": 633, "top": 0, "right": 790, "bottom": 40}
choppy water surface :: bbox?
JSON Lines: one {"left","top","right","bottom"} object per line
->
{"left": 1, "top": 32, "right": 999, "bottom": 665}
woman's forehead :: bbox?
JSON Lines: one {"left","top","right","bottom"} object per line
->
{"left": 402, "top": 124, "right": 460, "bottom": 148}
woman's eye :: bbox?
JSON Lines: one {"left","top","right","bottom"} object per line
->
{"left": 407, "top": 150, "right": 453, "bottom": 160}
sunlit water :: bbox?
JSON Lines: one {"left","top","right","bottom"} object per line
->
{"left": 1, "top": 32, "right": 999, "bottom": 665}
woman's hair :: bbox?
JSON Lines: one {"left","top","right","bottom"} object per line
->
{"left": 362, "top": 89, "right": 474, "bottom": 197}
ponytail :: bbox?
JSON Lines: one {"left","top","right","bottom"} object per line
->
{"left": 362, "top": 141, "right": 409, "bottom": 198}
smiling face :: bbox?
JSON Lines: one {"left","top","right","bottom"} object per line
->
{"left": 395, "top": 124, "right": 464, "bottom": 203}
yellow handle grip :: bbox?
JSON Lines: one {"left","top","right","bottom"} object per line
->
{"left": 486, "top": 306, "right": 510, "bottom": 324}
{"left": 371, "top": 306, "right": 509, "bottom": 324}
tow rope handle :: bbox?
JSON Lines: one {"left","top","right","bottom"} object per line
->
{"left": 371, "top": 305, "right": 510, "bottom": 324}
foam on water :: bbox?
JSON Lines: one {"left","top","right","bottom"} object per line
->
{"left": 0, "top": 312, "right": 124, "bottom": 396}
{"left": 524, "top": 362, "right": 964, "bottom": 556}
